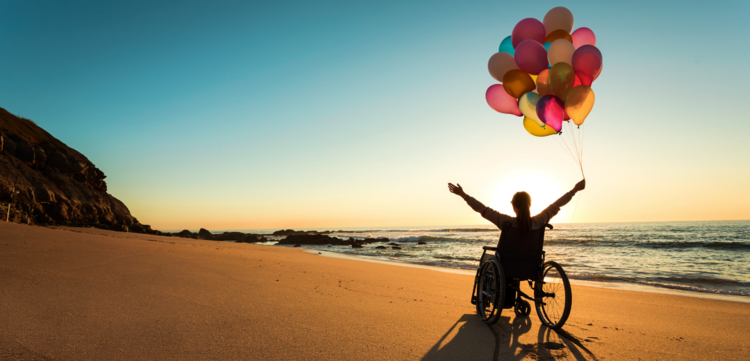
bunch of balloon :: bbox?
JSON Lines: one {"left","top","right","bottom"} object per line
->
{"left": 485, "top": 6, "right": 601, "bottom": 176}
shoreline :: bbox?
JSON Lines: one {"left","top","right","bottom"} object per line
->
{"left": 3, "top": 222, "right": 749, "bottom": 360}
{"left": 304, "top": 248, "right": 750, "bottom": 304}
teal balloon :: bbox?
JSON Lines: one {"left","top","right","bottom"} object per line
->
{"left": 544, "top": 43, "right": 552, "bottom": 68}
{"left": 498, "top": 36, "right": 515, "bottom": 55}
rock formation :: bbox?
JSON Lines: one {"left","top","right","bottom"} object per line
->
{"left": 0, "top": 108, "right": 148, "bottom": 231}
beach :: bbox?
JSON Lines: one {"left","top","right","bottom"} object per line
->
{"left": 1, "top": 221, "right": 748, "bottom": 360}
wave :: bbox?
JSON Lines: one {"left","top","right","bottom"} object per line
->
{"left": 432, "top": 255, "right": 481, "bottom": 262}
{"left": 544, "top": 237, "right": 750, "bottom": 250}
{"left": 567, "top": 273, "right": 750, "bottom": 296}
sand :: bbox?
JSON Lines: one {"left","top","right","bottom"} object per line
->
{"left": 1, "top": 221, "right": 748, "bottom": 360}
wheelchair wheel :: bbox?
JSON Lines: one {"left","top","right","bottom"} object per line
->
{"left": 476, "top": 258, "right": 505, "bottom": 325}
{"left": 535, "top": 261, "right": 572, "bottom": 329}
{"left": 514, "top": 299, "right": 531, "bottom": 317}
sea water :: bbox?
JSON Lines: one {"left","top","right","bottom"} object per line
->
{"left": 240, "top": 220, "right": 750, "bottom": 298}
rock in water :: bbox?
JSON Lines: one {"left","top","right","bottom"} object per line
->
{"left": 198, "top": 228, "right": 214, "bottom": 240}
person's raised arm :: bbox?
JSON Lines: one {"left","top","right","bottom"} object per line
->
{"left": 448, "top": 183, "right": 511, "bottom": 228}
{"left": 535, "top": 179, "right": 586, "bottom": 223}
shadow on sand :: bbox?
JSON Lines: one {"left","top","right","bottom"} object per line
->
{"left": 421, "top": 313, "right": 598, "bottom": 361}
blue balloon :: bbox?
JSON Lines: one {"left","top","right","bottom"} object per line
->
{"left": 543, "top": 42, "right": 552, "bottom": 68}
{"left": 498, "top": 36, "right": 514, "bottom": 55}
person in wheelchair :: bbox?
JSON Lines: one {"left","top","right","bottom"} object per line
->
{"left": 447, "top": 179, "right": 585, "bottom": 328}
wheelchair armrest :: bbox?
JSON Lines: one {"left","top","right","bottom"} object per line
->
{"left": 545, "top": 224, "right": 553, "bottom": 230}
{"left": 482, "top": 246, "right": 497, "bottom": 251}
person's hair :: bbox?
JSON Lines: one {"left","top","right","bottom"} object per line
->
{"left": 511, "top": 191, "right": 532, "bottom": 237}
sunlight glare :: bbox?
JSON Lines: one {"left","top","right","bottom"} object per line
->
{"left": 490, "top": 173, "right": 564, "bottom": 218}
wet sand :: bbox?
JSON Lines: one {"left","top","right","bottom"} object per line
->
{"left": 1, "top": 221, "right": 748, "bottom": 360}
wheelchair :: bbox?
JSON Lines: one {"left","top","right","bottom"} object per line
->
{"left": 470, "top": 222, "right": 572, "bottom": 329}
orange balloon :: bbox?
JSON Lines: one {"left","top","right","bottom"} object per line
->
{"left": 535, "top": 69, "right": 552, "bottom": 96}
{"left": 488, "top": 52, "right": 518, "bottom": 83}
{"left": 565, "top": 86, "right": 595, "bottom": 125}
{"left": 502, "top": 69, "right": 536, "bottom": 99}
{"left": 545, "top": 29, "right": 573, "bottom": 44}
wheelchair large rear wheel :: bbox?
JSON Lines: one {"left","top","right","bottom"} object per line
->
{"left": 535, "top": 261, "right": 572, "bottom": 329}
{"left": 476, "top": 258, "right": 505, "bottom": 325}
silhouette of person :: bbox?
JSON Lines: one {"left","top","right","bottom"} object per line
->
{"left": 448, "top": 180, "right": 585, "bottom": 235}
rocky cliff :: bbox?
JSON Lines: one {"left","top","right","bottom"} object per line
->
{"left": 0, "top": 107, "right": 153, "bottom": 232}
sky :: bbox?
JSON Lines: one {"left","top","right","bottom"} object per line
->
{"left": 1, "top": 0, "right": 749, "bottom": 230}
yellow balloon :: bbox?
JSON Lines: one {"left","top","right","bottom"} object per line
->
{"left": 565, "top": 86, "right": 595, "bottom": 125}
{"left": 523, "top": 117, "right": 558, "bottom": 137}
{"left": 530, "top": 74, "right": 538, "bottom": 84}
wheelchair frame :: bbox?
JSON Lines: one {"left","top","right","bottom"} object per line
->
{"left": 470, "top": 223, "right": 572, "bottom": 329}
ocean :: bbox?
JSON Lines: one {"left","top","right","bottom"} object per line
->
{"left": 241, "top": 220, "right": 750, "bottom": 298}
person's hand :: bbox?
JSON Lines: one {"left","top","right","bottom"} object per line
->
{"left": 448, "top": 183, "right": 466, "bottom": 198}
{"left": 573, "top": 179, "right": 586, "bottom": 192}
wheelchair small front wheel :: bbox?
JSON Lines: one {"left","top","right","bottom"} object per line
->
{"left": 476, "top": 258, "right": 505, "bottom": 325}
{"left": 514, "top": 299, "right": 531, "bottom": 317}
{"left": 535, "top": 261, "right": 572, "bottom": 329}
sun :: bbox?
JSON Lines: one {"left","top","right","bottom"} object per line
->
{"left": 489, "top": 173, "right": 564, "bottom": 218}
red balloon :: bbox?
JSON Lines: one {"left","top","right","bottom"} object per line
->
{"left": 593, "top": 62, "right": 603, "bottom": 81}
{"left": 536, "top": 95, "right": 564, "bottom": 132}
{"left": 572, "top": 45, "right": 602, "bottom": 87}
{"left": 511, "top": 18, "right": 546, "bottom": 48}
{"left": 486, "top": 84, "right": 522, "bottom": 116}
{"left": 574, "top": 73, "right": 582, "bottom": 87}
{"left": 514, "top": 40, "right": 548, "bottom": 75}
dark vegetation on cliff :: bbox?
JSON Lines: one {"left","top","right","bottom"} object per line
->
{"left": 0, "top": 108, "right": 155, "bottom": 232}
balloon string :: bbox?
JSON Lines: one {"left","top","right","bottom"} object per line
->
{"left": 567, "top": 121, "right": 585, "bottom": 179}
{"left": 580, "top": 123, "right": 585, "bottom": 168}
{"left": 564, "top": 122, "right": 582, "bottom": 174}
{"left": 569, "top": 190, "right": 581, "bottom": 223}
{"left": 554, "top": 130, "right": 577, "bottom": 163}
{"left": 555, "top": 132, "right": 578, "bottom": 165}
{"left": 568, "top": 121, "right": 581, "bottom": 163}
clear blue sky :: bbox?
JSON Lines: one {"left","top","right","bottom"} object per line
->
{"left": 2, "top": 0, "right": 748, "bottom": 230}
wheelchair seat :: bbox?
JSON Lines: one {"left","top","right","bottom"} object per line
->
{"left": 496, "top": 221, "right": 552, "bottom": 280}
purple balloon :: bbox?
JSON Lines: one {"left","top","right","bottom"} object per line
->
{"left": 572, "top": 45, "right": 602, "bottom": 87}
{"left": 511, "top": 18, "right": 546, "bottom": 48}
{"left": 536, "top": 95, "right": 564, "bottom": 132}
{"left": 514, "top": 40, "right": 548, "bottom": 75}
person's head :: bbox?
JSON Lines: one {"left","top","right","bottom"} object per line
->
{"left": 511, "top": 191, "right": 531, "bottom": 216}
{"left": 511, "top": 191, "right": 532, "bottom": 236}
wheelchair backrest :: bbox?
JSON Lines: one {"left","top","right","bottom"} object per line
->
{"left": 497, "top": 221, "right": 548, "bottom": 279}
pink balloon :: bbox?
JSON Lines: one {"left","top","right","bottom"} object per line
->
{"left": 536, "top": 95, "right": 564, "bottom": 132}
{"left": 486, "top": 84, "right": 522, "bottom": 116}
{"left": 571, "top": 27, "right": 596, "bottom": 49}
{"left": 514, "top": 40, "right": 548, "bottom": 75}
{"left": 511, "top": 18, "right": 546, "bottom": 48}
{"left": 572, "top": 45, "right": 602, "bottom": 87}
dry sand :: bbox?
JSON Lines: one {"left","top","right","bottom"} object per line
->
{"left": 1, "top": 221, "right": 748, "bottom": 360}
